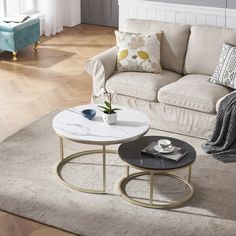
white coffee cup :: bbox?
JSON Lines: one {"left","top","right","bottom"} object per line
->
{"left": 158, "top": 139, "right": 172, "bottom": 150}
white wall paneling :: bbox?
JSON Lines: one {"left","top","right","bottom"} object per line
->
{"left": 119, "top": 0, "right": 230, "bottom": 30}
{"left": 226, "top": 9, "right": 236, "bottom": 29}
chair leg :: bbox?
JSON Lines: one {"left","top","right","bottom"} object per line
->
{"left": 12, "top": 51, "right": 17, "bottom": 61}
{"left": 34, "top": 41, "right": 40, "bottom": 52}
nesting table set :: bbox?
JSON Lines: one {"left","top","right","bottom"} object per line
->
{"left": 53, "top": 104, "right": 196, "bottom": 209}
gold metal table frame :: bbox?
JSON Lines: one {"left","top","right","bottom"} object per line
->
{"left": 119, "top": 164, "right": 194, "bottom": 209}
{"left": 56, "top": 137, "right": 119, "bottom": 194}
{"left": 53, "top": 105, "right": 150, "bottom": 195}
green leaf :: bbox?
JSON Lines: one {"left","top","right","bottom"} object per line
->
{"left": 98, "top": 105, "right": 108, "bottom": 111}
{"left": 105, "top": 101, "right": 111, "bottom": 109}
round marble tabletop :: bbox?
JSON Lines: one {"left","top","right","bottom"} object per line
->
{"left": 52, "top": 104, "right": 150, "bottom": 145}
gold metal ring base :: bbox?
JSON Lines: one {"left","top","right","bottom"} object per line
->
{"left": 119, "top": 172, "right": 194, "bottom": 209}
{"left": 56, "top": 149, "right": 117, "bottom": 194}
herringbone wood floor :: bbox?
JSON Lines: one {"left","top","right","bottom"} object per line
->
{"left": 0, "top": 24, "right": 116, "bottom": 236}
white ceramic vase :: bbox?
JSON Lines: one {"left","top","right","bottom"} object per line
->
{"left": 103, "top": 112, "right": 117, "bottom": 124}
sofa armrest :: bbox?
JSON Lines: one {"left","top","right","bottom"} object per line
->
{"left": 216, "top": 90, "right": 236, "bottom": 113}
{"left": 86, "top": 46, "right": 117, "bottom": 97}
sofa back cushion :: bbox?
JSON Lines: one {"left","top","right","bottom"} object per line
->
{"left": 184, "top": 25, "right": 236, "bottom": 75}
{"left": 124, "top": 19, "right": 190, "bottom": 74}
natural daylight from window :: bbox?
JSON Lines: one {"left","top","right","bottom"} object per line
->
{"left": 0, "top": 0, "right": 38, "bottom": 19}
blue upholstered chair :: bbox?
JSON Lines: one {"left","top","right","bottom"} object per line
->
{"left": 0, "top": 16, "right": 40, "bottom": 61}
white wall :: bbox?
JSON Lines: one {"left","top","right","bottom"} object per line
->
{"left": 119, "top": 0, "right": 236, "bottom": 30}
{"left": 144, "top": 0, "right": 227, "bottom": 8}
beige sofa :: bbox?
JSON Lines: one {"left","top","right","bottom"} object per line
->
{"left": 86, "top": 19, "right": 236, "bottom": 139}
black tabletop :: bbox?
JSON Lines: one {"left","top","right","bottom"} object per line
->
{"left": 118, "top": 136, "right": 196, "bottom": 171}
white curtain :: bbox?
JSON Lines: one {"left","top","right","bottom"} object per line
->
{"left": 39, "top": 0, "right": 64, "bottom": 36}
{"left": 0, "top": 0, "right": 4, "bottom": 20}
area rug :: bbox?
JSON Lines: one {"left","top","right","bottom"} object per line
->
{"left": 0, "top": 111, "right": 236, "bottom": 236}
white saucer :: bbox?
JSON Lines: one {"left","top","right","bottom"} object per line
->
{"left": 154, "top": 145, "right": 175, "bottom": 154}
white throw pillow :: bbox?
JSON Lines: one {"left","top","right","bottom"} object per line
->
{"left": 115, "top": 31, "right": 162, "bottom": 74}
{"left": 210, "top": 42, "right": 236, "bottom": 89}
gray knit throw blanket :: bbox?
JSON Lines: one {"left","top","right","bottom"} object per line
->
{"left": 202, "top": 91, "right": 236, "bottom": 162}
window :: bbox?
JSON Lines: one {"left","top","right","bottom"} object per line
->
{"left": 0, "top": 0, "right": 5, "bottom": 19}
{"left": 0, "top": 0, "right": 38, "bottom": 19}
{"left": 20, "top": 0, "right": 38, "bottom": 15}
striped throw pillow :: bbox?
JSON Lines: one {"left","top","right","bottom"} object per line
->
{"left": 210, "top": 42, "right": 236, "bottom": 89}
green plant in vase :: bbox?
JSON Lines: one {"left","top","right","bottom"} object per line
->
{"left": 98, "top": 92, "right": 121, "bottom": 124}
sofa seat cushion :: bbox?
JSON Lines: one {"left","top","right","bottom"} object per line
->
{"left": 106, "top": 70, "right": 181, "bottom": 102}
{"left": 158, "top": 74, "right": 232, "bottom": 114}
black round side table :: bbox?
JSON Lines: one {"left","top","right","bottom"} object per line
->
{"left": 118, "top": 136, "right": 196, "bottom": 209}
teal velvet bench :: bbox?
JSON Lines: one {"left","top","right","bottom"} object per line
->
{"left": 0, "top": 16, "right": 40, "bottom": 61}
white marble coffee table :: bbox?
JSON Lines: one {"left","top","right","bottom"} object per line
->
{"left": 53, "top": 104, "right": 150, "bottom": 194}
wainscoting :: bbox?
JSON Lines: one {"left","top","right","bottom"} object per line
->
{"left": 119, "top": 0, "right": 236, "bottom": 30}
{"left": 226, "top": 9, "right": 236, "bottom": 29}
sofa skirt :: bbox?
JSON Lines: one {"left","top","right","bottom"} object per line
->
{"left": 92, "top": 94, "right": 216, "bottom": 140}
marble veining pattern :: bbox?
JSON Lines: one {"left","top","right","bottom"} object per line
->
{"left": 53, "top": 104, "right": 150, "bottom": 143}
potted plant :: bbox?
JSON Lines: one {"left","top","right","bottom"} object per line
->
{"left": 98, "top": 92, "right": 121, "bottom": 124}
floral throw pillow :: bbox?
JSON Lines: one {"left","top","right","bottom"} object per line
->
{"left": 210, "top": 42, "right": 236, "bottom": 89}
{"left": 115, "top": 31, "right": 162, "bottom": 73}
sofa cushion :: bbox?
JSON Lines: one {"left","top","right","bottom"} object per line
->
{"left": 184, "top": 25, "right": 236, "bottom": 75}
{"left": 124, "top": 19, "right": 190, "bottom": 74}
{"left": 115, "top": 31, "right": 162, "bottom": 73}
{"left": 106, "top": 70, "right": 181, "bottom": 102}
{"left": 158, "top": 74, "right": 232, "bottom": 114}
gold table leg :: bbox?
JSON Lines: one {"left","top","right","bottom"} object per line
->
{"left": 126, "top": 165, "right": 129, "bottom": 177}
{"left": 12, "top": 51, "right": 17, "bottom": 61}
{"left": 188, "top": 166, "right": 192, "bottom": 183}
{"left": 34, "top": 41, "right": 40, "bottom": 52}
{"left": 60, "top": 137, "right": 64, "bottom": 160}
{"left": 102, "top": 145, "right": 106, "bottom": 193}
{"left": 150, "top": 172, "right": 154, "bottom": 205}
